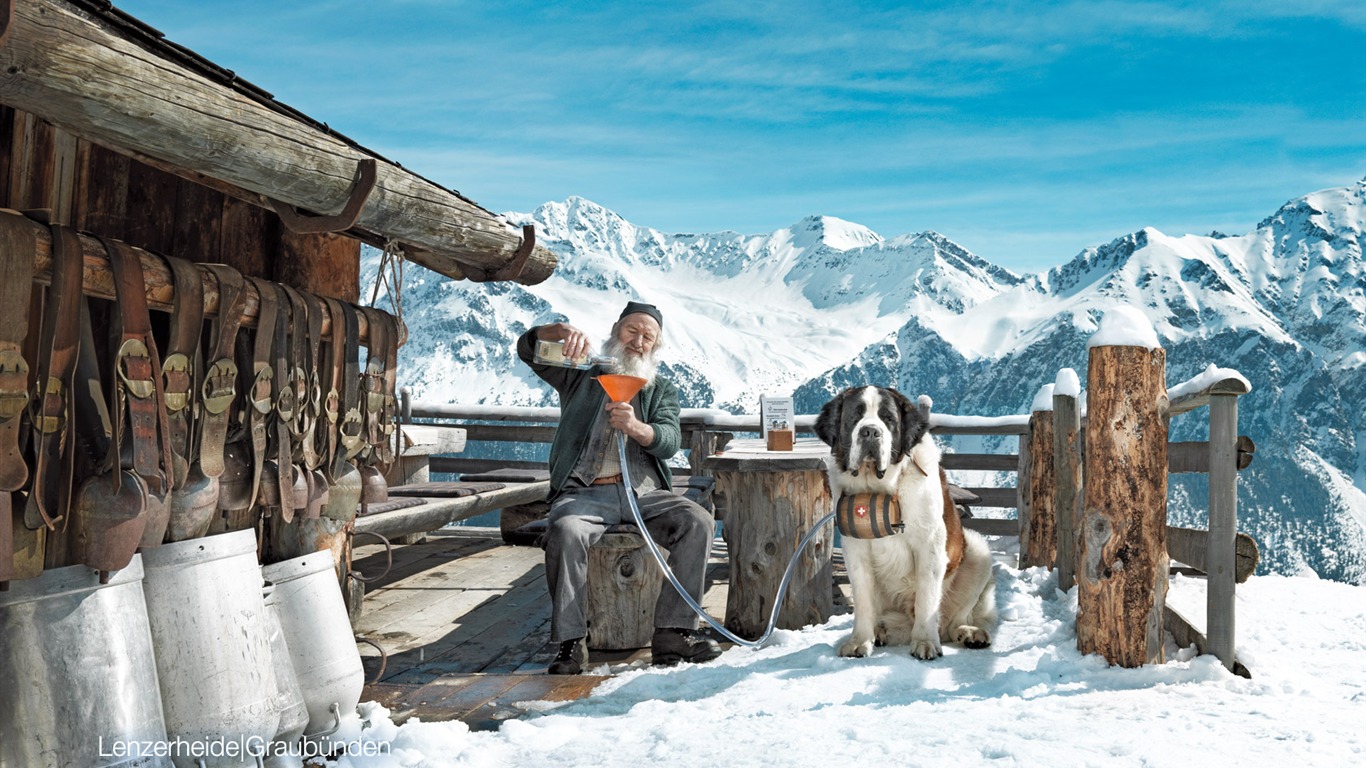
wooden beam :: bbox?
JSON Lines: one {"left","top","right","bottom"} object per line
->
{"left": 1020, "top": 410, "right": 1056, "bottom": 569}
{"left": 1168, "top": 436, "right": 1255, "bottom": 473}
{"left": 1053, "top": 391, "right": 1082, "bottom": 591}
{"left": 962, "top": 487, "right": 1018, "bottom": 508}
{"left": 14, "top": 209, "right": 378, "bottom": 341}
{"left": 1166, "top": 525, "right": 1258, "bottom": 584}
{"left": 0, "top": 0, "right": 556, "bottom": 284}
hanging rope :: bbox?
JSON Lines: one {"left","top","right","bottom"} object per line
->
{"left": 370, "top": 238, "right": 408, "bottom": 347}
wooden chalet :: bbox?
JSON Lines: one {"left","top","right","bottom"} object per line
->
{"left": 0, "top": 1, "right": 568, "bottom": 763}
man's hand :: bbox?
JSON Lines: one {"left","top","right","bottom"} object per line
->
{"left": 539, "top": 322, "right": 592, "bottom": 362}
{"left": 606, "top": 401, "right": 654, "bottom": 446}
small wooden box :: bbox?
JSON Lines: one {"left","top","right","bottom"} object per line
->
{"left": 766, "top": 429, "right": 794, "bottom": 451}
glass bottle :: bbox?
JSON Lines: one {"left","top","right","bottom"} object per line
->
{"left": 533, "top": 340, "right": 618, "bottom": 370}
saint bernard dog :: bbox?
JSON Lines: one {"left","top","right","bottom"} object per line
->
{"left": 815, "top": 386, "right": 997, "bottom": 660}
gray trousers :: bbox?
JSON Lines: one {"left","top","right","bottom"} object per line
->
{"left": 544, "top": 481, "right": 714, "bottom": 643}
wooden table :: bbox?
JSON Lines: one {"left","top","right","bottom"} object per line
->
{"left": 703, "top": 437, "right": 833, "bottom": 638}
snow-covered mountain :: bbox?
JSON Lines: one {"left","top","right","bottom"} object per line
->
{"left": 369, "top": 180, "right": 1366, "bottom": 584}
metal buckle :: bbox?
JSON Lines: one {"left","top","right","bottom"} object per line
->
{"left": 32, "top": 376, "right": 65, "bottom": 434}
{"left": 201, "top": 358, "right": 238, "bottom": 415}
{"left": 0, "top": 349, "right": 30, "bottom": 421}
{"left": 161, "top": 353, "right": 192, "bottom": 412}
{"left": 324, "top": 388, "right": 340, "bottom": 424}
{"left": 276, "top": 382, "right": 297, "bottom": 422}
{"left": 363, "top": 363, "right": 386, "bottom": 413}
{"left": 340, "top": 407, "right": 365, "bottom": 456}
{"left": 115, "top": 338, "right": 156, "bottom": 400}
{"left": 251, "top": 367, "right": 274, "bottom": 414}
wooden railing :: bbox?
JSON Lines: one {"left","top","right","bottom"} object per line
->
{"left": 401, "top": 356, "right": 1256, "bottom": 676}
{"left": 401, "top": 390, "right": 1031, "bottom": 514}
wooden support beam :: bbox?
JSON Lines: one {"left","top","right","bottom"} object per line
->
{"left": 1206, "top": 395, "right": 1240, "bottom": 670}
{"left": 1053, "top": 392, "right": 1082, "bottom": 590}
{"left": 0, "top": 0, "right": 556, "bottom": 284}
{"left": 1077, "top": 344, "right": 1169, "bottom": 668}
{"left": 13, "top": 208, "right": 378, "bottom": 341}
{"left": 1168, "top": 437, "right": 1255, "bottom": 473}
{"left": 1020, "top": 410, "right": 1057, "bottom": 569}
{"left": 1167, "top": 525, "right": 1258, "bottom": 584}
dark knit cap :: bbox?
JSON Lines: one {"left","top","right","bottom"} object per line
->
{"left": 620, "top": 301, "right": 663, "bottom": 328}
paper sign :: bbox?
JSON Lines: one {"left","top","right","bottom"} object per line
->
{"left": 760, "top": 395, "right": 793, "bottom": 439}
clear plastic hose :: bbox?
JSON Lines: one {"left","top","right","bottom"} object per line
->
{"left": 617, "top": 432, "right": 835, "bottom": 648}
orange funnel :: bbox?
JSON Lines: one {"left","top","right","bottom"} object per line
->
{"left": 595, "top": 374, "right": 647, "bottom": 403}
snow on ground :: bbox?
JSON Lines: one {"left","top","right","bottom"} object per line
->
{"left": 331, "top": 541, "right": 1366, "bottom": 768}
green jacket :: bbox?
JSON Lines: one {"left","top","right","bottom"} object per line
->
{"left": 517, "top": 328, "right": 681, "bottom": 494}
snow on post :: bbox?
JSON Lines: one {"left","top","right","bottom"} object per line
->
{"left": 1077, "top": 310, "right": 1168, "bottom": 667}
{"left": 1086, "top": 306, "right": 1161, "bottom": 349}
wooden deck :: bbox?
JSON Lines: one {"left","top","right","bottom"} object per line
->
{"left": 352, "top": 525, "right": 848, "bottom": 730}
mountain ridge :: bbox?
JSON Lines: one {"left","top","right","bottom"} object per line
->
{"left": 372, "top": 178, "right": 1366, "bottom": 582}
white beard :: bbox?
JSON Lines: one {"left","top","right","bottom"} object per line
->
{"left": 603, "top": 337, "right": 658, "bottom": 383}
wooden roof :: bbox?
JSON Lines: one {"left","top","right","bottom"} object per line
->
{"left": 0, "top": 0, "right": 556, "bottom": 285}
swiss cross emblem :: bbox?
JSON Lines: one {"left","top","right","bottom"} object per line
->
{"left": 855, "top": 504, "right": 869, "bottom": 518}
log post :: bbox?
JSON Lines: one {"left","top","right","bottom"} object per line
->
{"left": 1053, "top": 389, "right": 1083, "bottom": 590}
{"left": 1015, "top": 434, "right": 1031, "bottom": 544}
{"left": 1077, "top": 343, "right": 1168, "bottom": 667}
{"left": 1020, "top": 402, "right": 1057, "bottom": 569}
{"left": 1206, "top": 394, "right": 1239, "bottom": 670}
{"left": 586, "top": 533, "right": 666, "bottom": 650}
{"left": 715, "top": 467, "right": 832, "bottom": 639}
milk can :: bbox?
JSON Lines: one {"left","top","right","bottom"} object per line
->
{"left": 140, "top": 529, "right": 278, "bottom": 767}
{"left": 0, "top": 557, "right": 171, "bottom": 768}
{"left": 262, "top": 585, "right": 309, "bottom": 768}
{"left": 261, "top": 552, "right": 364, "bottom": 744}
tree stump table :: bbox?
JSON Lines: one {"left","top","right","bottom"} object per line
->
{"left": 703, "top": 438, "right": 833, "bottom": 639}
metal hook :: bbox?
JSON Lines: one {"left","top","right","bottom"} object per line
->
{"left": 269, "top": 158, "right": 378, "bottom": 234}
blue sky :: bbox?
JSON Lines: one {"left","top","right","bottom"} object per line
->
{"left": 117, "top": 0, "right": 1365, "bottom": 273}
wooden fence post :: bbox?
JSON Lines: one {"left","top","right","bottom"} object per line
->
{"left": 1077, "top": 341, "right": 1169, "bottom": 667}
{"left": 1053, "top": 387, "right": 1082, "bottom": 590}
{"left": 1206, "top": 394, "right": 1238, "bottom": 670}
{"left": 1020, "top": 388, "right": 1057, "bottom": 569}
{"left": 1015, "top": 433, "right": 1031, "bottom": 545}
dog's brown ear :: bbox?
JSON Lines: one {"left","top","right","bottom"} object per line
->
{"left": 890, "top": 388, "right": 929, "bottom": 459}
{"left": 814, "top": 393, "right": 844, "bottom": 448}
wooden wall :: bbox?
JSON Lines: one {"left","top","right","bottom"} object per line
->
{"left": 0, "top": 105, "right": 361, "bottom": 302}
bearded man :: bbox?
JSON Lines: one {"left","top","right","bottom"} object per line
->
{"left": 517, "top": 301, "right": 721, "bottom": 675}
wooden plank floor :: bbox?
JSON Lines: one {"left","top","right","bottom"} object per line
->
{"left": 351, "top": 526, "right": 848, "bottom": 730}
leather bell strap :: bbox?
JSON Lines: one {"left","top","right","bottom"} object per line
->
{"left": 268, "top": 283, "right": 296, "bottom": 523}
{"left": 246, "top": 277, "right": 279, "bottom": 514}
{"left": 161, "top": 255, "right": 205, "bottom": 486}
{"left": 299, "top": 291, "right": 326, "bottom": 470}
{"left": 1, "top": 493, "right": 12, "bottom": 583}
{"left": 105, "top": 238, "right": 170, "bottom": 493}
{"left": 0, "top": 217, "right": 36, "bottom": 493}
{"left": 280, "top": 285, "right": 311, "bottom": 451}
{"left": 320, "top": 296, "right": 346, "bottom": 480}
{"left": 25, "top": 224, "right": 85, "bottom": 531}
{"left": 358, "top": 306, "right": 389, "bottom": 464}
{"left": 380, "top": 309, "right": 399, "bottom": 465}
{"left": 338, "top": 301, "right": 364, "bottom": 464}
{"left": 197, "top": 264, "right": 249, "bottom": 478}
